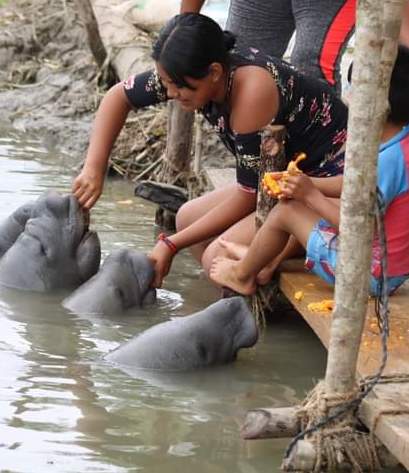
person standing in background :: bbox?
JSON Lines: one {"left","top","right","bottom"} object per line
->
{"left": 181, "top": 0, "right": 356, "bottom": 93}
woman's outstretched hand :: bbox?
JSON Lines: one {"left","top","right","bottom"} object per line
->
{"left": 148, "top": 241, "right": 175, "bottom": 288}
{"left": 72, "top": 166, "right": 105, "bottom": 210}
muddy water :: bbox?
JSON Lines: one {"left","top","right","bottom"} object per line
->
{"left": 0, "top": 127, "right": 400, "bottom": 473}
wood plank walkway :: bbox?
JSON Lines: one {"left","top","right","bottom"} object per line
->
{"left": 205, "top": 166, "right": 409, "bottom": 470}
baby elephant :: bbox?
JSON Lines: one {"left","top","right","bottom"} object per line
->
{"left": 63, "top": 249, "right": 156, "bottom": 315}
{"left": 106, "top": 296, "right": 258, "bottom": 371}
{"left": 0, "top": 191, "right": 101, "bottom": 291}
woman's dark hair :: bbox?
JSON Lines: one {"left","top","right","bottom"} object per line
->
{"left": 152, "top": 13, "right": 236, "bottom": 89}
{"left": 347, "top": 44, "right": 409, "bottom": 124}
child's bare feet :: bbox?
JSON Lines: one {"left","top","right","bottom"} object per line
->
{"left": 256, "top": 267, "right": 275, "bottom": 285}
{"left": 218, "top": 237, "right": 248, "bottom": 260}
{"left": 210, "top": 256, "right": 257, "bottom": 295}
{"left": 256, "top": 260, "right": 280, "bottom": 285}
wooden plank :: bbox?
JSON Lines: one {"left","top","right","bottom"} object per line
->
{"left": 279, "top": 263, "right": 409, "bottom": 469}
{"left": 204, "top": 166, "right": 235, "bottom": 190}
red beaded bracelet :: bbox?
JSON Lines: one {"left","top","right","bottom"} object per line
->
{"left": 157, "top": 233, "right": 178, "bottom": 255}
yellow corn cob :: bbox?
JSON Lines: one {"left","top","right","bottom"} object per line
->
{"left": 262, "top": 152, "right": 307, "bottom": 197}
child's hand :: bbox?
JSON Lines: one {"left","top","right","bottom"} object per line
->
{"left": 148, "top": 241, "right": 175, "bottom": 288}
{"left": 72, "top": 166, "right": 105, "bottom": 210}
{"left": 280, "top": 174, "right": 320, "bottom": 203}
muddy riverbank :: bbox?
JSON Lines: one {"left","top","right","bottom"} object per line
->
{"left": 0, "top": 0, "right": 231, "bottom": 181}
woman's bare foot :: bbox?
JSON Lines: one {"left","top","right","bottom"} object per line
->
{"left": 210, "top": 256, "right": 257, "bottom": 295}
{"left": 218, "top": 237, "right": 249, "bottom": 260}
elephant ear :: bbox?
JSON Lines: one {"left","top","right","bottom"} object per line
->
{"left": 76, "top": 231, "right": 101, "bottom": 283}
{"left": 0, "top": 202, "right": 35, "bottom": 257}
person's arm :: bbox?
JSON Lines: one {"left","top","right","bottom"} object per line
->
{"left": 73, "top": 70, "right": 168, "bottom": 209}
{"left": 310, "top": 175, "right": 343, "bottom": 198}
{"left": 149, "top": 186, "right": 257, "bottom": 287}
{"left": 180, "top": 0, "right": 205, "bottom": 13}
{"left": 72, "top": 84, "right": 131, "bottom": 209}
{"left": 305, "top": 191, "right": 340, "bottom": 228}
{"left": 282, "top": 174, "right": 340, "bottom": 228}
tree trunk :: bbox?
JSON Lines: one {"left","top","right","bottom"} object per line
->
{"left": 74, "top": 0, "right": 107, "bottom": 69}
{"left": 256, "top": 125, "right": 287, "bottom": 228}
{"left": 155, "top": 101, "right": 194, "bottom": 227}
{"left": 325, "top": 0, "right": 405, "bottom": 395}
{"left": 161, "top": 101, "right": 194, "bottom": 185}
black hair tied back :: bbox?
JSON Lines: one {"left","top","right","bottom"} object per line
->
{"left": 152, "top": 13, "right": 235, "bottom": 88}
{"left": 222, "top": 30, "right": 236, "bottom": 52}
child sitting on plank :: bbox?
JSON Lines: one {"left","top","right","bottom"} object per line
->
{"left": 210, "top": 45, "right": 409, "bottom": 297}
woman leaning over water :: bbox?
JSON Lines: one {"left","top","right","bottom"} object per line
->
{"left": 72, "top": 13, "right": 348, "bottom": 288}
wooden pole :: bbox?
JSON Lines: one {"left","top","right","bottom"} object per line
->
{"left": 74, "top": 0, "right": 107, "bottom": 69}
{"left": 155, "top": 101, "right": 194, "bottom": 227}
{"left": 256, "top": 125, "right": 287, "bottom": 228}
{"left": 162, "top": 101, "right": 194, "bottom": 184}
{"left": 280, "top": 1, "right": 406, "bottom": 470}
{"left": 283, "top": 439, "right": 398, "bottom": 471}
{"left": 193, "top": 113, "right": 204, "bottom": 175}
{"left": 241, "top": 407, "right": 300, "bottom": 439}
{"left": 324, "top": 0, "right": 405, "bottom": 397}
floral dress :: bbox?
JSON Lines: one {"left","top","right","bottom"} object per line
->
{"left": 123, "top": 47, "right": 348, "bottom": 192}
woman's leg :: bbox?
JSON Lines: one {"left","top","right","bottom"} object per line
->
{"left": 226, "top": 0, "right": 295, "bottom": 56}
{"left": 209, "top": 199, "right": 320, "bottom": 294}
{"left": 201, "top": 211, "right": 257, "bottom": 275}
{"left": 175, "top": 183, "right": 239, "bottom": 261}
{"left": 291, "top": 0, "right": 356, "bottom": 92}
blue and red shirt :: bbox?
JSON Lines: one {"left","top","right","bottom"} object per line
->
{"left": 372, "top": 124, "right": 409, "bottom": 279}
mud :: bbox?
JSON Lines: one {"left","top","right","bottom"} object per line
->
{"left": 0, "top": 0, "right": 101, "bottom": 163}
{"left": 0, "top": 0, "right": 232, "bottom": 176}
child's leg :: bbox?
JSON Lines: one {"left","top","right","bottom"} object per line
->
{"left": 256, "top": 235, "right": 304, "bottom": 285}
{"left": 219, "top": 235, "right": 303, "bottom": 284}
{"left": 209, "top": 200, "right": 321, "bottom": 294}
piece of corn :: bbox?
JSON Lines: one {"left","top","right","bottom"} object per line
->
{"left": 307, "top": 299, "right": 334, "bottom": 313}
{"left": 294, "top": 291, "right": 304, "bottom": 301}
{"left": 262, "top": 173, "right": 283, "bottom": 197}
{"left": 286, "top": 152, "right": 307, "bottom": 176}
{"left": 262, "top": 152, "right": 307, "bottom": 197}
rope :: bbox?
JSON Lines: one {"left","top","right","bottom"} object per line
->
{"left": 282, "top": 189, "right": 392, "bottom": 472}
